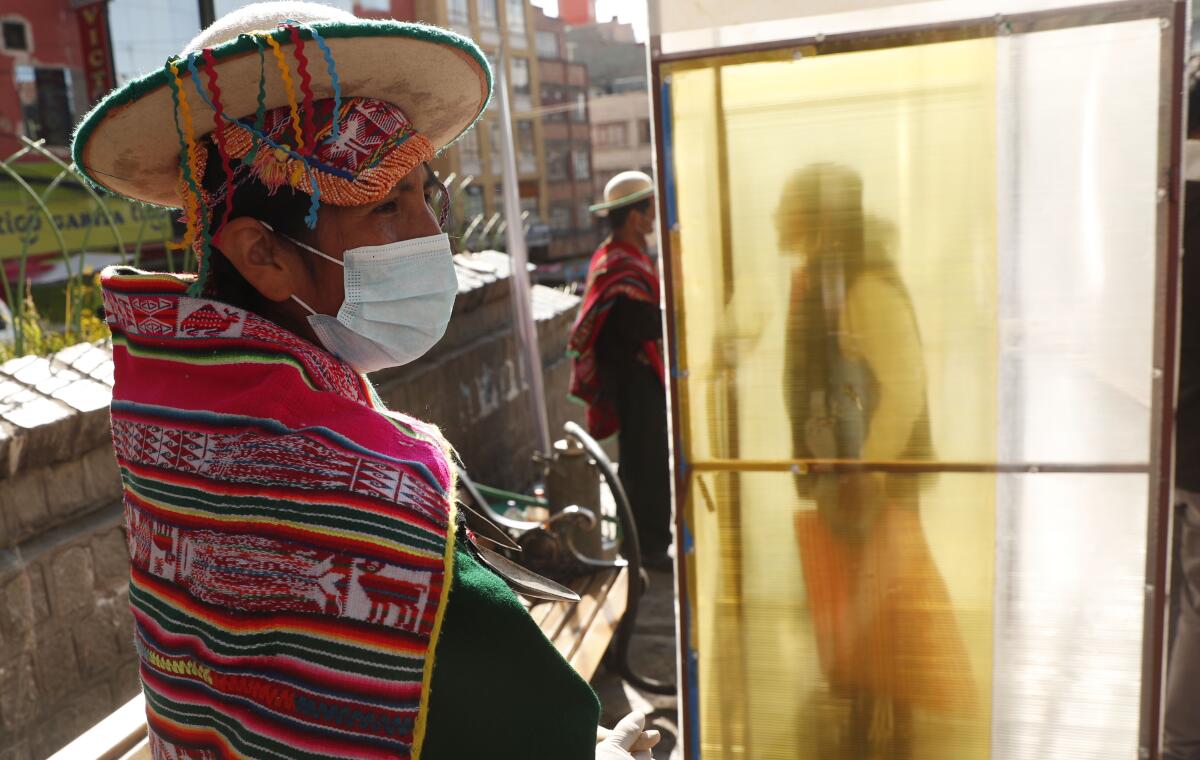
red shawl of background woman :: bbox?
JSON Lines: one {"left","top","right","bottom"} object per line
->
{"left": 567, "top": 239, "right": 664, "bottom": 439}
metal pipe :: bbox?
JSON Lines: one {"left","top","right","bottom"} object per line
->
{"left": 198, "top": 0, "right": 215, "bottom": 29}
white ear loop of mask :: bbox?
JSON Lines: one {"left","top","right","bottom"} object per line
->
{"left": 259, "top": 221, "right": 342, "bottom": 315}
{"left": 259, "top": 221, "right": 344, "bottom": 267}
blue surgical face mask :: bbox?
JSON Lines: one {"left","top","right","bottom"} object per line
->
{"left": 262, "top": 222, "right": 458, "bottom": 373}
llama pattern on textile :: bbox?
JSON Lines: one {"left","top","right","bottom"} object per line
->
{"left": 126, "top": 505, "right": 435, "bottom": 634}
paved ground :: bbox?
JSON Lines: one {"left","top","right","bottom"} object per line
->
{"left": 591, "top": 563, "right": 682, "bottom": 760}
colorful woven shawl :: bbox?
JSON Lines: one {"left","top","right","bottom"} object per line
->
{"left": 101, "top": 267, "right": 456, "bottom": 760}
{"left": 567, "top": 240, "right": 664, "bottom": 439}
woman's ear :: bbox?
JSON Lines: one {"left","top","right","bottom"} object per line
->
{"left": 216, "top": 218, "right": 302, "bottom": 303}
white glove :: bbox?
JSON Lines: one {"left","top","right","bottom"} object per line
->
{"left": 596, "top": 711, "right": 661, "bottom": 760}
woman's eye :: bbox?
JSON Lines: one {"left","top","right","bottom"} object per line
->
{"left": 373, "top": 200, "right": 399, "bottom": 215}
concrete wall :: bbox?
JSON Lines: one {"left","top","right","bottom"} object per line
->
{"left": 0, "top": 252, "right": 581, "bottom": 759}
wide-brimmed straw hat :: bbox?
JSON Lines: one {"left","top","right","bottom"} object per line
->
{"left": 72, "top": 1, "right": 492, "bottom": 208}
{"left": 588, "top": 170, "right": 654, "bottom": 216}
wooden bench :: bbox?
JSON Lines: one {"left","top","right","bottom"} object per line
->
{"left": 51, "top": 567, "right": 628, "bottom": 760}
{"left": 525, "top": 564, "right": 629, "bottom": 681}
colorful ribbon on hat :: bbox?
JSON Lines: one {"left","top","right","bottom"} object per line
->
{"left": 165, "top": 23, "right": 434, "bottom": 296}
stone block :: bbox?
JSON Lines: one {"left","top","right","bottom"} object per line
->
{"left": 58, "top": 681, "right": 113, "bottom": 753}
{"left": 0, "top": 573, "right": 30, "bottom": 636}
{"left": 1, "top": 389, "right": 80, "bottom": 474}
{"left": 47, "top": 545, "right": 95, "bottom": 619}
{"left": 0, "top": 654, "right": 38, "bottom": 732}
{"left": 0, "top": 471, "right": 47, "bottom": 547}
{"left": 111, "top": 587, "right": 133, "bottom": 650}
{"left": 33, "top": 629, "right": 80, "bottom": 703}
{"left": 115, "top": 660, "right": 141, "bottom": 703}
{"left": 50, "top": 376, "right": 109, "bottom": 415}
{"left": 0, "top": 739, "right": 32, "bottom": 760}
{"left": 72, "top": 407, "right": 115, "bottom": 459}
{"left": 73, "top": 616, "right": 120, "bottom": 678}
{"left": 0, "top": 567, "right": 50, "bottom": 636}
{"left": 61, "top": 343, "right": 114, "bottom": 387}
{"left": 41, "top": 458, "right": 91, "bottom": 522}
{"left": 81, "top": 446, "right": 123, "bottom": 508}
{"left": 25, "top": 364, "right": 84, "bottom": 399}
{"left": 0, "top": 419, "right": 16, "bottom": 480}
{"left": 90, "top": 527, "right": 129, "bottom": 590}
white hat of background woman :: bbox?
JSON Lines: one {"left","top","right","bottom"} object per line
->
{"left": 588, "top": 170, "right": 654, "bottom": 216}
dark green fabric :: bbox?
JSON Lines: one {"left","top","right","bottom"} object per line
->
{"left": 71, "top": 19, "right": 493, "bottom": 205}
{"left": 422, "top": 534, "right": 600, "bottom": 759}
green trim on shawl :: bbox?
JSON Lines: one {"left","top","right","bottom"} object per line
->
{"left": 419, "top": 533, "right": 600, "bottom": 759}
{"left": 71, "top": 20, "right": 493, "bottom": 205}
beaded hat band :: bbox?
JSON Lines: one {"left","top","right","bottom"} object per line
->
{"left": 191, "top": 97, "right": 435, "bottom": 222}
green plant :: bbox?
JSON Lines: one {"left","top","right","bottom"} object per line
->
{"left": 0, "top": 272, "right": 109, "bottom": 363}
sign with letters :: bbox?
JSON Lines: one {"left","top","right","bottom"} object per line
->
{"left": 75, "top": 0, "right": 115, "bottom": 105}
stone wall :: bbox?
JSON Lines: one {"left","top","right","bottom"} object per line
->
{"left": 0, "top": 341, "right": 135, "bottom": 760}
{"left": 0, "top": 252, "right": 581, "bottom": 759}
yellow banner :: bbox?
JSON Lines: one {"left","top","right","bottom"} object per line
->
{"left": 0, "top": 162, "right": 172, "bottom": 261}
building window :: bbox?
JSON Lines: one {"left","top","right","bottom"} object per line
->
{"left": 511, "top": 57, "right": 531, "bottom": 111}
{"left": 356, "top": 0, "right": 390, "bottom": 10}
{"left": 16, "top": 65, "right": 75, "bottom": 146}
{"left": 459, "top": 127, "right": 482, "bottom": 174}
{"left": 447, "top": 0, "right": 470, "bottom": 25}
{"left": 536, "top": 31, "right": 559, "bottom": 59}
{"left": 506, "top": 0, "right": 526, "bottom": 41}
{"left": 511, "top": 58, "right": 530, "bottom": 97}
{"left": 550, "top": 205, "right": 572, "bottom": 232}
{"left": 571, "top": 149, "right": 590, "bottom": 180}
{"left": 594, "top": 122, "right": 628, "bottom": 148}
{"left": 479, "top": 0, "right": 498, "bottom": 28}
{"left": 637, "top": 118, "right": 652, "bottom": 145}
{"left": 2, "top": 19, "right": 29, "bottom": 52}
{"left": 490, "top": 120, "right": 504, "bottom": 173}
{"left": 540, "top": 84, "right": 565, "bottom": 121}
{"left": 546, "top": 148, "right": 569, "bottom": 181}
{"left": 517, "top": 120, "right": 536, "bottom": 173}
{"left": 570, "top": 92, "right": 588, "bottom": 122}
{"left": 462, "top": 185, "right": 484, "bottom": 222}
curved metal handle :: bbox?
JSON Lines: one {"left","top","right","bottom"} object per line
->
{"left": 563, "top": 421, "right": 676, "bottom": 696}
{"left": 544, "top": 504, "right": 598, "bottom": 531}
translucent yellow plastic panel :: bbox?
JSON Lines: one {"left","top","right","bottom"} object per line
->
{"left": 667, "top": 38, "right": 999, "bottom": 760}
{"left": 666, "top": 16, "right": 1163, "bottom": 760}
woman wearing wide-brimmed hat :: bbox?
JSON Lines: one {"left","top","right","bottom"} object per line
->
{"left": 74, "top": 4, "right": 659, "bottom": 758}
{"left": 568, "top": 171, "right": 671, "bottom": 569}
